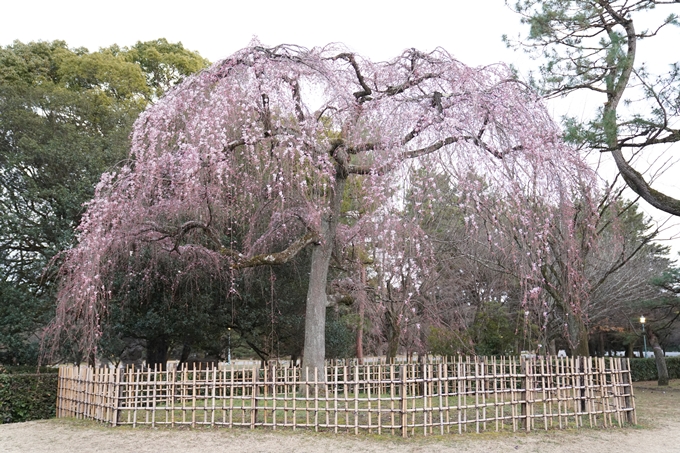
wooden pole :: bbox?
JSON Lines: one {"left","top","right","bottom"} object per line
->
{"left": 400, "top": 365, "right": 407, "bottom": 438}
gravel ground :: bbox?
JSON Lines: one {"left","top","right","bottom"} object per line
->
{"left": 1, "top": 382, "right": 678, "bottom": 453}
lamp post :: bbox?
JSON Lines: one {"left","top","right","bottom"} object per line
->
{"left": 228, "top": 327, "right": 232, "bottom": 365}
{"left": 640, "top": 316, "right": 648, "bottom": 358}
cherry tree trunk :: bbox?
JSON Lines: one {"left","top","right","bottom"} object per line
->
{"left": 356, "top": 299, "right": 365, "bottom": 364}
{"left": 568, "top": 316, "right": 590, "bottom": 357}
{"left": 302, "top": 241, "right": 332, "bottom": 376}
{"left": 356, "top": 263, "right": 367, "bottom": 364}
{"left": 302, "top": 177, "right": 345, "bottom": 376}
{"left": 386, "top": 309, "right": 400, "bottom": 360}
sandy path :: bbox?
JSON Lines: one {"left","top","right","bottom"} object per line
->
{"left": 1, "top": 418, "right": 679, "bottom": 453}
{"left": 1, "top": 383, "right": 678, "bottom": 453}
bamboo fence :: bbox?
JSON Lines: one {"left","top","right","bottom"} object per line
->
{"left": 56, "top": 356, "right": 636, "bottom": 437}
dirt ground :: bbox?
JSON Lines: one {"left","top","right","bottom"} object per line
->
{"left": 1, "top": 381, "right": 679, "bottom": 453}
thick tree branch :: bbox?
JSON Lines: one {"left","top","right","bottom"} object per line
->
{"left": 610, "top": 148, "right": 680, "bottom": 215}
{"left": 223, "top": 231, "right": 319, "bottom": 269}
{"left": 347, "top": 134, "right": 513, "bottom": 175}
{"left": 332, "top": 53, "right": 373, "bottom": 101}
{"left": 594, "top": 0, "right": 680, "bottom": 216}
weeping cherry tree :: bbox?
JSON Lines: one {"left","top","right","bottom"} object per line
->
{"left": 48, "top": 42, "right": 599, "bottom": 370}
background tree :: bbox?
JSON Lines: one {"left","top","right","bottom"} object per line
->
{"left": 505, "top": 0, "right": 680, "bottom": 216}
{"left": 404, "top": 154, "right": 672, "bottom": 356}
{"left": 0, "top": 39, "right": 208, "bottom": 364}
{"left": 629, "top": 263, "right": 680, "bottom": 385}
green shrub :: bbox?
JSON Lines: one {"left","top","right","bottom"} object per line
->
{"left": 325, "top": 312, "right": 355, "bottom": 360}
{"left": 629, "top": 357, "right": 680, "bottom": 382}
{"left": 426, "top": 326, "right": 471, "bottom": 357}
{"left": 0, "top": 366, "right": 58, "bottom": 424}
{"left": 3, "top": 366, "right": 58, "bottom": 374}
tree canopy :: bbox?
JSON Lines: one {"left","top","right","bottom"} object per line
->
{"left": 48, "top": 42, "right": 600, "bottom": 370}
{"left": 506, "top": 0, "right": 680, "bottom": 216}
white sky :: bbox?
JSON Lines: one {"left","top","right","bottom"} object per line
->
{"left": 2, "top": 0, "right": 679, "bottom": 257}
{"left": 1, "top": 0, "right": 526, "bottom": 66}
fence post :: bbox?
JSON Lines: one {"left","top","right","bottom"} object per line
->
{"left": 620, "top": 358, "right": 636, "bottom": 425}
{"left": 520, "top": 357, "right": 529, "bottom": 431}
{"left": 112, "top": 367, "right": 121, "bottom": 426}
{"left": 251, "top": 366, "right": 258, "bottom": 429}
{"left": 400, "top": 365, "right": 407, "bottom": 438}
{"left": 579, "top": 357, "right": 587, "bottom": 417}
{"left": 56, "top": 366, "right": 63, "bottom": 418}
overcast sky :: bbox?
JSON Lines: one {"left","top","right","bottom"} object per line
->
{"left": 2, "top": 0, "right": 679, "bottom": 256}
{"left": 1, "top": 0, "right": 527, "bottom": 65}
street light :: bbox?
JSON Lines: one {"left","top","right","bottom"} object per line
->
{"left": 640, "top": 316, "right": 648, "bottom": 358}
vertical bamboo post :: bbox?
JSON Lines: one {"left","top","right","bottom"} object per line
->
{"left": 597, "top": 357, "right": 607, "bottom": 428}
{"left": 74, "top": 365, "right": 79, "bottom": 419}
{"left": 480, "top": 357, "right": 486, "bottom": 433}
{"left": 250, "top": 366, "right": 257, "bottom": 429}
{"left": 389, "top": 364, "right": 396, "bottom": 435}
{"left": 132, "top": 366, "right": 139, "bottom": 428}
{"left": 57, "top": 366, "right": 64, "bottom": 419}
{"left": 547, "top": 357, "right": 554, "bottom": 429}
{"left": 366, "top": 364, "right": 372, "bottom": 434}
{"left": 112, "top": 367, "right": 121, "bottom": 426}
{"left": 291, "top": 364, "right": 297, "bottom": 431}
{"left": 63, "top": 365, "right": 69, "bottom": 419}
{"left": 526, "top": 357, "right": 533, "bottom": 432}
{"left": 304, "top": 367, "right": 310, "bottom": 428}
{"left": 91, "top": 367, "right": 98, "bottom": 422}
{"left": 621, "top": 357, "right": 636, "bottom": 425}
{"left": 400, "top": 365, "right": 407, "bottom": 438}
{"left": 313, "top": 367, "right": 319, "bottom": 432}
{"left": 263, "top": 365, "right": 268, "bottom": 427}
{"left": 422, "top": 362, "right": 428, "bottom": 436}
{"left": 85, "top": 366, "right": 92, "bottom": 420}
{"left": 333, "top": 365, "right": 339, "bottom": 434}
{"left": 582, "top": 358, "right": 589, "bottom": 427}
{"left": 574, "top": 356, "right": 582, "bottom": 428}
{"left": 377, "top": 363, "right": 382, "bottom": 435}
{"left": 191, "top": 364, "right": 197, "bottom": 428}
{"left": 340, "top": 364, "right": 347, "bottom": 433}
{"left": 444, "top": 360, "right": 451, "bottom": 434}
{"left": 211, "top": 366, "right": 217, "bottom": 427}
{"left": 353, "top": 365, "right": 358, "bottom": 435}
{"left": 457, "top": 356, "right": 463, "bottom": 434}
{"left": 492, "top": 357, "right": 499, "bottom": 432}
{"left": 272, "top": 363, "right": 278, "bottom": 425}
{"left": 151, "top": 365, "right": 157, "bottom": 428}
{"left": 541, "top": 358, "right": 548, "bottom": 430}
{"left": 438, "top": 362, "right": 444, "bottom": 435}
{"left": 610, "top": 358, "right": 623, "bottom": 427}
{"left": 519, "top": 357, "right": 527, "bottom": 431}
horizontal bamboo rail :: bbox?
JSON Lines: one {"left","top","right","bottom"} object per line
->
{"left": 56, "top": 356, "right": 636, "bottom": 437}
